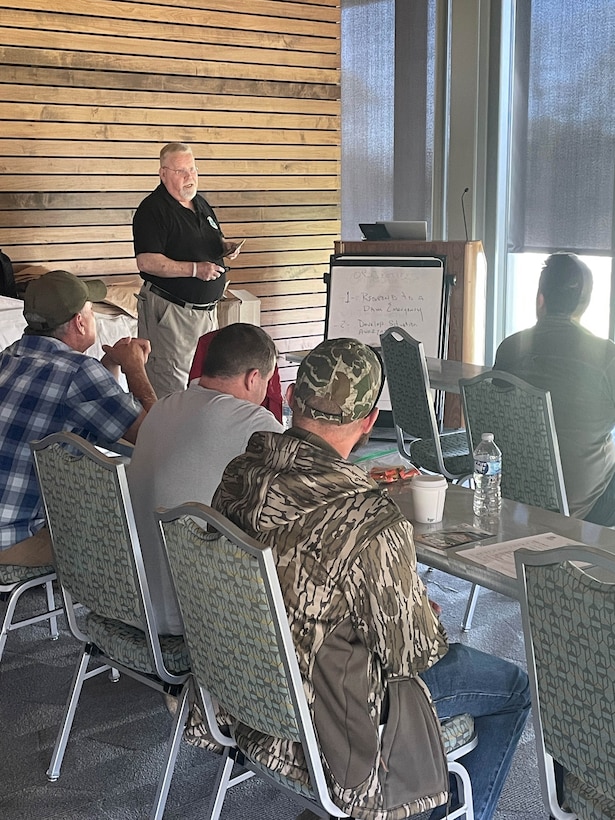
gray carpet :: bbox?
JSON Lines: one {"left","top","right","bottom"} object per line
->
{"left": 0, "top": 566, "right": 547, "bottom": 820}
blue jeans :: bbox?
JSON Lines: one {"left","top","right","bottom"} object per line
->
{"left": 420, "top": 643, "right": 530, "bottom": 820}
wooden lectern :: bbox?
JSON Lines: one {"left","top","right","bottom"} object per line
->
{"left": 333, "top": 239, "right": 487, "bottom": 428}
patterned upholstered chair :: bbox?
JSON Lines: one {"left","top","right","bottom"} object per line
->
{"left": 515, "top": 544, "right": 615, "bottom": 820}
{"left": 0, "top": 563, "right": 61, "bottom": 662}
{"left": 158, "top": 502, "right": 478, "bottom": 820}
{"left": 30, "top": 432, "right": 191, "bottom": 820}
{"left": 380, "top": 327, "right": 473, "bottom": 482}
{"left": 460, "top": 370, "right": 569, "bottom": 629}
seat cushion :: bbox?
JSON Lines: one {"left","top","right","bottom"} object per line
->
{"left": 233, "top": 721, "right": 314, "bottom": 799}
{"left": 86, "top": 612, "right": 189, "bottom": 675}
{"left": 410, "top": 431, "right": 472, "bottom": 477}
{"left": 0, "top": 564, "right": 55, "bottom": 586}
{"left": 233, "top": 712, "right": 475, "bottom": 801}
{"left": 439, "top": 712, "right": 475, "bottom": 753}
{"left": 564, "top": 772, "right": 615, "bottom": 820}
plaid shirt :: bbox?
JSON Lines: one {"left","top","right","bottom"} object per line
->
{"left": 0, "top": 335, "right": 142, "bottom": 549}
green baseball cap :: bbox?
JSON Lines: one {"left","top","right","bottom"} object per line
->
{"left": 23, "top": 270, "right": 107, "bottom": 331}
{"left": 294, "top": 338, "right": 384, "bottom": 424}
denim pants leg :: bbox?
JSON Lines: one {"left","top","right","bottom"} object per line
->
{"left": 419, "top": 643, "right": 531, "bottom": 820}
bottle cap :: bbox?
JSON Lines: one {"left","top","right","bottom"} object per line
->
{"left": 481, "top": 432, "right": 494, "bottom": 442}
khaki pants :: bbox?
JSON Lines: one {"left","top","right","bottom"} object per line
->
{"left": 137, "top": 285, "right": 218, "bottom": 398}
{"left": 0, "top": 527, "right": 53, "bottom": 567}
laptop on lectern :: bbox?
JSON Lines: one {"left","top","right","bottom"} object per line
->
{"left": 376, "top": 220, "right": 428, "bottom": 240}
{"left": 359, "top": 223, "right": 390, "bottom": 241}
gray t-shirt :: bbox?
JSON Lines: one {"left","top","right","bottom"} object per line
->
{"left": 127, "top": 382, "right": 284, "bottom": 634}
{"left": 494, "top": 315, "right": 615, "bottom": 518}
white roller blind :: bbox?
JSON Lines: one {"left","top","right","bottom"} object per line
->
{"left": 341, "top": 0, "right": 434, "bottom": 239}
{"left": 509, "top": 0, "right": 615, "bottom": 255}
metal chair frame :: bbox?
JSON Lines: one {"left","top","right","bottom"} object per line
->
{"left": 380, "top": 327, "right": 473, "bottom": 483}
{"left": 31, "top": 432, "right": 190, "bottom": 820}
{"left": 159, "top": 502, "right": 476, "bottom": 820}
{"left": 460, "top": 370, "right": 569, "bottom": 630}
{"left": 0, "top": 569, "right": 61, "bottom": 663}
{"left": 515, "top": 544, "right": 615, "bottom": 820}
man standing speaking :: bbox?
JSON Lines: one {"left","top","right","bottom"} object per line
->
{"left": 133, "top": 142, "right": 242, "bottom": 397}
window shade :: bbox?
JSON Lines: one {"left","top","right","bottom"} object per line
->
{"left": 509, "top": 0, "right": 615, "bottom": 255}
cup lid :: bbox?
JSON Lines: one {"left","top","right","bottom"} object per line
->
{"left": 410, "top": 474, "right": 448, "bottom": 490}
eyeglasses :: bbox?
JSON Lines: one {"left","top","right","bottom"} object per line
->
{"left": 162, "top": 166, "right": 198, "bottom": 178}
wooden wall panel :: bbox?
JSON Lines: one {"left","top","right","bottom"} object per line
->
{"left": 0, "top": 0, "right": 340, "bottom": 384}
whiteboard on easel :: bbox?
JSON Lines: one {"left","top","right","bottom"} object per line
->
{"left": 325, "top": 256, "right": 447, "bottom": 358}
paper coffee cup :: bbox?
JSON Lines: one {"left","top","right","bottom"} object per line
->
{"left": 410, "top": 475, "right": 448, "bottom": 523}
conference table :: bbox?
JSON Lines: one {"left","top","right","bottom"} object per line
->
{"left": 424, "top": 358, "right": 489, "bottom": 394}
{"left": 387, "top": 481, "right": 615, "bottom": 599}
{"left": 288, "top": 346, "right": 615, "bottom": 596}
{"left": 285, "top": 350, "right": 489, "bottom": 394}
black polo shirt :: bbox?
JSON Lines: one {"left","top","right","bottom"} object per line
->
{"left": 133, "top": 183, "right": 226, "bottom": 303}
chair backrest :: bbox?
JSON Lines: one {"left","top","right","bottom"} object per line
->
{"left": 380, "top": 326, "right": 443, "bottom": 445}
{"left": 158, "top": 502, "right": 340, "bottom": 813}
{"left": 460, "top": 370, "right": 569, "bottom": 514}
{"left": 31, "top": 431, "right": 179, "bottom": 683}
{"left": 515, "top": 545, "right": 615, "bottom": 818}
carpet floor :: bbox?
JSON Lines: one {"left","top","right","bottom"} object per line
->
{"left": 0, "top": 561, "right": 547, "bottom": 820}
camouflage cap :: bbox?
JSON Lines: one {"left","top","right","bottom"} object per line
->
{"left": 294, "top": 338, "right": 383, "bottom": 424}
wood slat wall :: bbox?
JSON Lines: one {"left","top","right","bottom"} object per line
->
{"left": 0, "top": 0, "right": 341, "bottom": 385}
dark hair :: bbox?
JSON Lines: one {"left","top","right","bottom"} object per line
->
{"left": 201, "top": 323, "right": 277, "bottom": 379}
{"left": 538, "top": 252, "right": 593, "bottom": 316}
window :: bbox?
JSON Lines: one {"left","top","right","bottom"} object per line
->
{"left": 503, "top": 0, "right": 614, "bottom": 340}
{"left": 341, "top": 0, "right": 436, "bottom": 239}
{"left": 509, "top": 0, "right": 614, "bottom": 255}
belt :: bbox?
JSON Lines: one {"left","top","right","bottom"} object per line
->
{"left": 144, "top": 281, "right": 218, "bottom": 311}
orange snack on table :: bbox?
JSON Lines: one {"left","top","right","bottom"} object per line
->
{"left": 369, "top": 465, "right": 421, "bottom": 484}
{"left": 369, "top": 467, "right": 400, "bottom": 483}
{"left": 398, "top": 466, "right": 421, "bottom": 481}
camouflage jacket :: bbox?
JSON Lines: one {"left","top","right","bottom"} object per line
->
{"left": 212, "top": 429, "right": 449, "bottom": 820}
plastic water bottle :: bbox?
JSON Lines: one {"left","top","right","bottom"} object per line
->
{"left": 282, "top": 400, "right": 293, "bottom": 431}
{"left": 472, "top": 433, "right": 502, "bottom": 516}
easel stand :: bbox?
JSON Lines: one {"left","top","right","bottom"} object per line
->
{"left": 333, "top": 240, "right": 487, "bottom": 429}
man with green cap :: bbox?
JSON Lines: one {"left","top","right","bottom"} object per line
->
{"left": 208, "top": 337, "right": 529, "bottom": 820}
{"left": 0, "top": 270, "right": 157, "bottom": 566}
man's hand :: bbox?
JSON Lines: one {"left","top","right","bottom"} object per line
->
{"left": 103, "top": 338, "right": 157, "bottom": 442}
{"left": 429, "top": 599, "right": 442, "bottom": 616}
{"left": 102, "top": 337, "right": 151, "bottom": 372}
{"left": 129, "top": 337, "right": 151, "bottom": 362}
{"left": 223, "top": 239, "right": 244, "bottom": 260}
{"left": 100, "top": 336, "right": 157, "bottom": 442}
{"left": 195, "top": 261, "right": 225, "bottom": 281}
